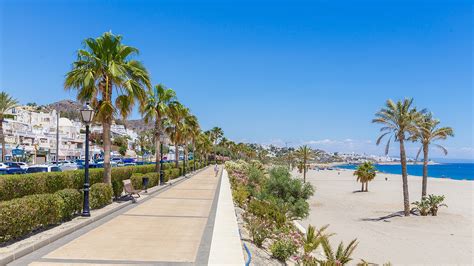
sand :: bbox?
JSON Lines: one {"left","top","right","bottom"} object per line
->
{"left": 296, "top": 168, "right": 473, "bottom": 265}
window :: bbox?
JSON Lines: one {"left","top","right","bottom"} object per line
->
{"left": 51, "top": 167, "right": 61, "bottom": 172}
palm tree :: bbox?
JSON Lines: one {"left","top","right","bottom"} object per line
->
{"left": 296, "top": 145, "right": 313, "bottom": 183}
{"left": 165, "top": 102, "right": 189, "bottom": 168}
{"left": 196, "top": 132, "right": 213, "bottom": 165}
{"left": 412, "top": 113, "right": 454, "bottom": 199}
{"left": 373, "top": 98, "right": 422, "bottom": 216}
{"left": 65, "top": 32, "right": 151, "bottom": 184}
{"left": 0, "top": 92, "right": 18, "bottom": 162}
{"left": 185, "top": 115, "right": 200, "bottom": 171}
{"left": 353, "top": 161, "right": 377, "bottom": 192}
{"left": 210, "top": 127, "right": 223, "bottom": 163}
{"left": 141, "top": 84, "right": 176, "bottom": 172}
{"left": 182, "top": 113, "right": 199, "bottom": 173}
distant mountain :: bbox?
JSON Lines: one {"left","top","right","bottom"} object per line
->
{"left": 46, "top": 100, "right": 84, "bottom": 121}
{"left": 45, "top": 100, "right": 153, "bottom": 132}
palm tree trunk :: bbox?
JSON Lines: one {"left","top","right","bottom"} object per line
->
{"left": 421, "top": 144, "right": 429, "bottom": 199}
{"left": 361, "top": 182, "right": 364, "bottom": 192}
{"left": 399, "top": 138, "right": 410, "bottom": 216}
{"left": 175, "top": 143, "right": 179, "bottom": 168}
{"left": 0, "top": 118, "right": 5, "bottom": 162}
{"left": 183, "top": 143, "right": 188, "bottom": 175}
{"left": 365, "top": 182, "right": 369, "bottom": 192}
{"left": 102, "top": 120, "right": 112, "bottom": 184}
{"left": 303, "top": 163, "right": 307, "bottom": 183}
{"left": 154, "top": 119, "right": 160, "bottom": 172}
{"left": 193, "top": 142, "right": 196, "bottom": 171}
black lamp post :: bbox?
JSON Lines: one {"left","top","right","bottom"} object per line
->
{"left": 159, "top": 132, "right": 165, "bottom": 185}
{"left": 80, "top": 103, "right": 94, "bottom": 217}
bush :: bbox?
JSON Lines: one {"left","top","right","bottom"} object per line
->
{"left": 248, "top": 199, "right": 287, "bottom": 228}
{"left": 270, "top": 238, "right": 299, "bottom": 262}
{"left": 0, "top": 193, "right": 63, "bottom": 243}
{"left": 0, "top": 164, "right": 157, "bottom": 201}
{"left": 243, "top": 213, "right": 272, "bottom": 248}
{"left": 55, "top": 189, "right": 82, "bottom": 221}
{"left": 232, "top": 184, "right": 250, "bottom": 208}
{"left": 90, "top": 183, "right": 113, "bottom": 209}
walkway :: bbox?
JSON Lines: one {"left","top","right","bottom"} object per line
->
{"left": 10, "top": 167, "right": 221, "bottom": 265}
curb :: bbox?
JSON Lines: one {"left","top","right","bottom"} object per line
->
{"left": 0, "top": 166, "right": 209, "bottom": 266}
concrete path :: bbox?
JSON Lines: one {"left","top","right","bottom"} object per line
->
{"left": 9, "top": 167, "right": 222, "bottom": 266}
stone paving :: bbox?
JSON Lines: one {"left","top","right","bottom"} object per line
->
{"left": 9, "top": 167, "right": 221, "bottom": 266}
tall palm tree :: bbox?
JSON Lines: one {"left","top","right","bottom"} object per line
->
{"left": 65, "top": 32, "right": 151, "bottom": 184}
{"left": 210, "top": 127, "right": 223, "bottom": 163}
{"left": 165, "top": 102, "right": 189, "bottom": 168}
{"left": 184, "top": 114, "right": 200, "bottom": 171}
{"left": 353, "top": 161, "right": 377, "bottom": 192}
{"left": 141, "top": 84, "right": 176, "bottom": 172}
{"left": 296, "top": 145, "right": 313, "bottom": 183}
{"left": 373, "top": 98, "right": 422, "bottom": 216}
{"left": 196, "top": 132, "right": 213, "bottom": 165}
{"left": 0, "top": 92, "right": 18, "bottom": 162}
{"left": 181, "top": 113, "right": 199, "bottom": 173}
{"left": 412, "top": 113, "right": 454, "bottom": 199}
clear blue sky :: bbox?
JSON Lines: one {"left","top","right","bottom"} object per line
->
{"left": 0, "top": 0, "right": 472, "bottom": 160}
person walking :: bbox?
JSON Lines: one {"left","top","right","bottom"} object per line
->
{"left": 214, "top": 164, "right": 219, "bottom": 177}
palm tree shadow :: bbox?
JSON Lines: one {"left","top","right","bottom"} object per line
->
{"left": 361, "top": 210, "right": 419, "bottom": 221}
{"left": 352, "top": 190, "right": 366, "bottom": 193}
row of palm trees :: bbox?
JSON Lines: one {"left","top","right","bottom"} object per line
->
{"left": 373, "top": 98, "right": 454, "bottom": 216}
{"left": 64, "top": 31, "right": 230, "bottom": 183}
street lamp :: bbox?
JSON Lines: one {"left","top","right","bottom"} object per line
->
{"left": 159, "top": 132, "right": 165, "bottom": 186}
{"left": 80, "top": 103, "right": 94, "bottom": 217}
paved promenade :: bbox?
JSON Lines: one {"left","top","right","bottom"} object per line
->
{"left": 9, "top": 167, "right": 227, "bottom": 266}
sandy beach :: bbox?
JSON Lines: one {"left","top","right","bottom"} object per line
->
{"left": 296, "top": 169, "right": 473, "bottom": 265}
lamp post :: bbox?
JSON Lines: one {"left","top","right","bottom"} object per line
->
{"left": 159, "top": 132, "right": 165, "bottom": 185}
{"left": 80, "top": 103, "right": 94, "bottom": 217}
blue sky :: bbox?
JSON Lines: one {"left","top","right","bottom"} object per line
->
{"left": 0, "top": 0, "right": 472, "bottom": 160}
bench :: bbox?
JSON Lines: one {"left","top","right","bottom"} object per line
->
{"left": 123, "top": 179, "right": 141, "bottom": 203}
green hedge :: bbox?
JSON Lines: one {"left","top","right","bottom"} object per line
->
{"left": 55, "top": 189, "right": 82, "bottom": 221}
{"left": 0, "top": 189, "right": 76, "bottom": 243}
{"left": 0, "top": 164, "right": 158, "bottom": 201}
{"left": 90, "top": 183, "right": 113, "bottom": 209}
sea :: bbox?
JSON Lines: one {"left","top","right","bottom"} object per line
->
{"left": 337, "top": 163, "right": 474, "bottom": 181}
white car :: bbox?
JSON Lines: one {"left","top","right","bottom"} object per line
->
{"left": 0, "top": 163, "right": 8, "bottom": 169}
{"left": 60, "top": 162, "right": 80, "bottom": 171}
{"left": 26, "top": 164, "right": 61, "bottom": 173}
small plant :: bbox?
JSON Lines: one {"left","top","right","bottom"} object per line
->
{"left": 270, "top": 238, "right": 299, "bottom": 262}
{"left": 243, "top": 213, "right": 271, "bottom": 247}
{"left": 232, "top": 184, "right": 250, "bottom": 208}
{"left": 303, "top": 224, "right": 332, "bottom": 255}
{"left": 318, "top": 236, "right": 358, "bottom": 265}
{"left": 426, "top": 194, "right": 447, "bottom": 216}
{"left": 412, "top": 194, "right": 447, "bottom": 216}
{"left": 412, "top": 198, "right": 431, "bottom": 216}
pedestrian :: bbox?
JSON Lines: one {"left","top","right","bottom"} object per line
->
{"left": 214, "top": 164, "right": 219, "bottom": 177}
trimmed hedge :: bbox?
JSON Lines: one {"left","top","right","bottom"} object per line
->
{"left": 90, "top": 183, "right": 113, "bottom": 209}
{"left": 55, "top": 189, "right": 82, "bottom": 221}
{"left": 0, "top": 191, "right": 65, "bottom": 243}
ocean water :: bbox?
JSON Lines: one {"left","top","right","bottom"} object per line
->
{"left": 337, "top": 163, "right": 474, "bottom": 181}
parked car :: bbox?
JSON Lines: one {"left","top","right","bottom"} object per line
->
{"left": 6, "top": 167, "right": 27, "bottom": 174}
{"left": 60, "top": 162, "right": 80, "bottom": 171}
{"left": 0, "top": 163, "right": 9, "bottom": 169}
{"left": 5, "top": 162, "right": 28, "bottom": 169}
{"left": 0, "top": 168, "right": 8, "bottom": 175}
{"left": 26, "top": 165, "right": 61, "bottom": 173}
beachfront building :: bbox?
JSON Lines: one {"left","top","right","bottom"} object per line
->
{"left": 1, "top": 106, "right": 84, "bottom": 163}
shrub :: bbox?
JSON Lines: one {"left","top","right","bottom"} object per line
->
{"left": 55, "top": 189, "right": 82, "bottom": 220}
{"left": 90, "top": 183, "right": 113, "bottom": 209}
{"left": 319, "top": 237, "right": 358, "bottom": 265}
{"left": 243, "top": 213, "right": 272, "bottom": 247}
{"left": 426, "top": 194, "right": 447, "bottom": 216}
{"left": 260, "top": 166, "right": 315, "bottom": 220}
{"left": 412, "top": 199, "right": 430, "bottom": 216}
{"left": 247, "top": 199, "right": 287, "bottom": 228}
{"left": 270, "top": 238, "right": 299, "bottom": 262}
{"left": 0, "top": 164, "right": 157, "bottom": 201}
{"left": 0, "top": 193, "right": 63, "bottom": 243}
{"left": 232, "top": 184, "right": 250, "bottom": 208}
